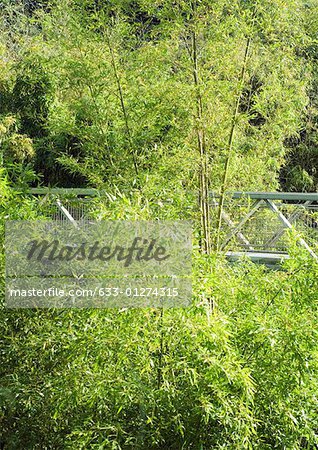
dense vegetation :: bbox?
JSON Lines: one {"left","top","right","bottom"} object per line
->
{"left": 2, "top": 0, "right": 317, "bottom": 193}
{"left": 1, "top": 1, "right": 318, "bottom": 448}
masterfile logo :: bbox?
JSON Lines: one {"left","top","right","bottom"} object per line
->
{"left": 6, "top": 220, "right": 191, "bottom": 277}
{"left": 26, "top": 237, "right": 170, "bottom": 267}
{"left": 5, "top": 221, "right": 192, "bottom": 308}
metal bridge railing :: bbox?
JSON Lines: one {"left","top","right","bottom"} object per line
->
{"left": 15, "top": 188, "right": 101, "bottom": 226}
{"left": 14, "top": 188, "right": 318, "bottom": 263}
{"left": 210, "top": 192, "right": 318, "bottom": 260}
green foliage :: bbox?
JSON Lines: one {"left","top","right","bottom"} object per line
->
{"left": 11, "top": 59, "right": 53, "bottom": 139}
{"left": 281, "top": 1, "right": 318, "bottom": 192}
{"left": 1, "top": 231, "right": 318, "bottom": 448}
{"left": 0, "top": 114, "right": 39, "bottom": 186}
{"left": 0, "top": 188, "right": 317, "bottom": 448}
{"left": 1, "top": 1, "right": 318, "bottom": 449}
{"left": 0, "top": 0, "right": 312, "bottom": 192}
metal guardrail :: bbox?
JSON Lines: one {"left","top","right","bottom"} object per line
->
{"left": 211, "top": 192, "right": 318, "bottom": 260}
{"left": 13, "top": 188, "right": 318, "bottom": 262}
{"left": 211, "top": 191, "right": 318, "bottom": 201}
{"left": 13, "top": 187, "right": 100, "bottom": 196}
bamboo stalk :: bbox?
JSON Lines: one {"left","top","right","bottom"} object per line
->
{"left": 75, "top": 42, "right": 114, "bottom": 168}
{"left": 215, "top": 22, "right": 254, "bottom": 251}
{"left": 157, "top": 308, "right": 164, "bottom": 389}
{"left": 191, "top": 0, "right": 211, "bottom": 254}
{"left": 105, "top": 30, "right": 139, "bottom": 177}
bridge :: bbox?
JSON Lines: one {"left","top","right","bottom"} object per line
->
{"left": 211, "top": 191, "right": 318, "bottom": 266}
{"left": 16, "top": 188, "right": 318, "bottom": 267}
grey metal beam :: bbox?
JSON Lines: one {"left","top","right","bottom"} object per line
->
{"left": 56, "top": 199, "right": 79, "bottom": 229}
{"left": 226, "top": 251, "right": 290, "bottom": 268}
{"left": 220, "top": 200, "right": 264, "bottom": 250}
{"left": 21, "top": 189, "right": 318, "bottom": 202}
{"left": 14, "top": 188, "right": 100, "bottom": 196}
{"left": 211, "top": 192, "right": 318, "bottom": 202}
{"left": 265, "top": 201, "right": 312, "bottom": 248}
{"left": 265, "top": 199, "right": 317, "bottom": 259}
{"left": 211, "top": 198, "right": 254, "bottom": 249}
